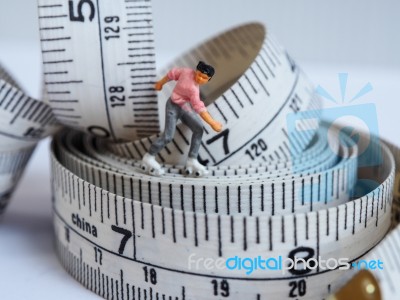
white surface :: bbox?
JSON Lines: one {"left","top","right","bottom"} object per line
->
{"left": 1, "top": 0, "right": 400, "bottom": 68}
{"left": 0, "top": 1, "right": 400, "bottom": 299}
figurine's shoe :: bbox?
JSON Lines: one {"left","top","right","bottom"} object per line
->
{"left": 141, "top": 153, "right": 165, "bottom": 176}
{"left": 184, "top": 158, "right": 209, "bottom": 177}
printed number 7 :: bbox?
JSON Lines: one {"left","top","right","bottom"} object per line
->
{"left": 206, "top": 129, "right": 230, "bottom": 155}
{"left": 111, "top": 225, "right": 132, "bottom": 254}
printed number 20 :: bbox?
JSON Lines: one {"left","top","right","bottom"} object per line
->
{"left": 289, "top": 280, "right": 306, "bottom": 298}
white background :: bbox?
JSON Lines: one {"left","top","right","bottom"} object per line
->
{"left": 0, "top": 1, "right": 400, "bottom": 299}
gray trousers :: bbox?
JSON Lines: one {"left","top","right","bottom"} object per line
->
{"left": 149, "top": 98, "right": 204, "bottom": 159}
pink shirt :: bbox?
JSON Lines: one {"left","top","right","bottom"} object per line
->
{"left": 167, "top": 68, "right": 207, "bottom": 113}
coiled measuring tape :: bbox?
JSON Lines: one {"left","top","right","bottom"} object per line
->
{"left": 0, "top": 65, "right": 59, "bottom": 216}
{"left": 0, "top": 1, "right": 399, "bottom": 300}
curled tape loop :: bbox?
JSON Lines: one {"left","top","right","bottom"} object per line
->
{"left": 0, "top": 66, "right": 59, "bottom": 215}
{"left": 0, "top": 1, "right": 398, "bottom": 299}
{"left": 48, "top": 22, "right": 399, "bottom": 300}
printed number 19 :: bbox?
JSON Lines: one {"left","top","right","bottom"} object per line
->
{"left": 211, "top": 279, "right": 229, "bottom": 297}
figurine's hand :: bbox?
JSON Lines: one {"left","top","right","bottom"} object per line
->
{"left": 200, "top": 111, "right": 222, "bottom": 132}
{"left": 154, "top": 81, "right": 163, "bottom": 91}
{"left": 211, "top": 121, "right": 222, "bottom": 132}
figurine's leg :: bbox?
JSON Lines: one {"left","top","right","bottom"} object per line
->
{"left": 141, "top": 99, "right": 181, "bottom": 176}
{"left": 180, "top": 111, "right": 208, "bottom": 176}
{"left": 149, "top": 99, "right": 180, "bottom": 155}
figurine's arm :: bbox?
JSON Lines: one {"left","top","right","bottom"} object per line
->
{"left": 154, "top": 75, "right": 170, "bottom": 91}
{"left": 190, "top": 89, "right": 222, "bottom": 133}
{"left": 200, "top": 111, "right": 222, "bottom": 132}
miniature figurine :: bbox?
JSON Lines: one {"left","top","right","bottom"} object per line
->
{"left": 141, "top": 61, "right": 222, "bottom": 176}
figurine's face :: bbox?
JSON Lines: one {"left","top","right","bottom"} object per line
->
{"left": 195, "top": 70, "right": 211, "bottom": 85}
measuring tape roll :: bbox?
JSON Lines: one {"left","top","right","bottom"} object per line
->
{"left": 51, "top": 122, "right": 396, "bottom": 299}
{"left": 106, "top": 22, "right": 321, "bottom": 166}
{"left": 53, "top": 123, "right": 357, "bottom": 217}
{"left": 45, "top": 17, "right": 395, "bottom": 298}
{"left": 40, "top": 13, "right": 398, "bottom": 298}
{"left": 38, "top": 0, "right": 159, "bottom": 141}
{"left": 0, "top": 1, "right": 397, "bottom": 298}
{"left": 0, "top": 65, "right": 60, "bottom": 216}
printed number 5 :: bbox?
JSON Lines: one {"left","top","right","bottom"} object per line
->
{"left": 69, "top": 0, "right": 95, "bottom": 22}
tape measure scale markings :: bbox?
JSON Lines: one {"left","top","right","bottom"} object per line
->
{"left": 50, "top": 124, "right": 396, "bottom": 299}
{"left": 54, "top": 125, "right": 358, "bottom": 217}
{"left": 107, "top": 23, "right": 321, "bottom": 167}
{"left": 0, "top": 1, "right": 399, "bottom": 299}
{"left": 38, "top": 0, "right": 159, "bottom": 141}
{"left": 45, "top": 19, "right": 398, "bottom": 300}
{"left": 0, "top": 65, "right": 59, "bottom": 216}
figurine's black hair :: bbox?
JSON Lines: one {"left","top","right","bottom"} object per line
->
{"left": 196, "top": 61, "right": 215, "bottom": 78}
